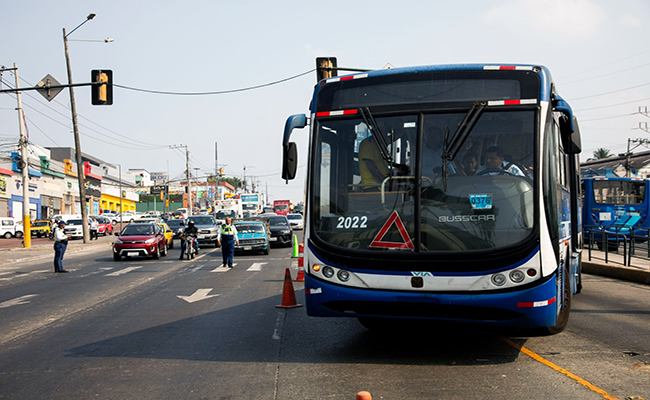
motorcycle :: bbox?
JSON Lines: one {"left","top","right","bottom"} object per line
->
{"left": 184, "top": 235, "right": 198, "bottom": 260}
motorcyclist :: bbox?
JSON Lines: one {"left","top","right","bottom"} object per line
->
{"left": 179, "top": 220, "right": 199, "bottom": 260}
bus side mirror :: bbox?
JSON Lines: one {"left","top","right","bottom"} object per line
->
{"left": 560, "top": 115, "right": 582, "bottom": 155}
{"left": 282, "top": 142, "right": 298, "bottom": 182}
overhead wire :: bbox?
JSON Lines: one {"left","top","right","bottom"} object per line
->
{"left": 114, "top": 69, "right": 316, "bottom": 96}
{"left": 10, "top": 75, "right": 167, "bottom": 150}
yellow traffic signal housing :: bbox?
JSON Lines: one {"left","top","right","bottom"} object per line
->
{"left": 316, "top": 57, "right": 337, "bottom": 82}
{"left": 91, "top": 69, "right": 113, "bottom": 105}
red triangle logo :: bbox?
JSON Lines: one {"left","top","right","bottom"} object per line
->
{"left": 369, "top": 211, "right": 414, "bottom": 249}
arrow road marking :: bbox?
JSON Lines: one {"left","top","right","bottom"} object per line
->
{"left": 105, "top": 266, "right": 142, "bottom": 277}
{"left": 247, "top": 262, "right": 267, "bottom": 272}
{"left": 0, "top": 294, "right": 39, "bottom": 309}
{"left": 177, "top": 288, "right": 220, "bottom": 303}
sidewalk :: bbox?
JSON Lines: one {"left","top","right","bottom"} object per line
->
{"left": 582, "top": 247, "right": 650, "bottom": 285}
{"left": 0, "top": 235, "right": 113, "bottom": 267}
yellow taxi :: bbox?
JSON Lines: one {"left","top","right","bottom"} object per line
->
{"left": 158, "top": 221, "right": 174, "bottom": 248}
{"left": 30, "top": 220, "right": 52, "bottom": 238}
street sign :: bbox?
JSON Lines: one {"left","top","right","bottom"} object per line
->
{"left": 36, "top": 74, "right": 63, "bottom": 102}
{"left": 150, "top": 185, "right": 168, "bottom": 194}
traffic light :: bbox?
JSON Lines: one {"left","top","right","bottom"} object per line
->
{"left": 316, "top": 57, "right": 337, "bottom": 82}
{"left": 219, "top": 167, "right": 224, "bottom": 177}
{"left": 11, "top": 152, "right": 26, "bottom": 172}
{"left": 91, "top": 69, "right": 113, "bottom": 105}
{"left": 160, "top": 191, "right": 164, "bottom": 201}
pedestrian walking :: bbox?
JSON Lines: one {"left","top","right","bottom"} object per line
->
{"left": 53, "top": 221, "right": 69, "bottom": 273}
{"left": 217, "top": 217, "right": 239, "bottom": 268}
{"left": 90, "top": 217, "right": 99, "bottom": 240}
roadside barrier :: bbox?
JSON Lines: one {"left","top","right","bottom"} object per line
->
{"left": 295, "top": 242, "right": 305, "bottom": 282}
{"left": 276, "top": 268, "right": 303, "bottom": 309}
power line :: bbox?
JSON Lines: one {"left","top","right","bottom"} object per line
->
{"left": 113, "top": 69, "right": 315, "bottom": 96}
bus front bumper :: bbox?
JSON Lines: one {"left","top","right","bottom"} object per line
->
{"left": 304, "top": 273, "right": 559, "bottom": 329}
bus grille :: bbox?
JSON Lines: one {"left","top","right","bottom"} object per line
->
{"left": 323, "top": 301, "right": 523, "bottom": 321}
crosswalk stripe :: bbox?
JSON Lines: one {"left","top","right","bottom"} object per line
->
{"left": 105, "top": 266, "right": 142, "bottom": 276}
{"left": 246, "top": 262, "right": 267, "bottom": 272}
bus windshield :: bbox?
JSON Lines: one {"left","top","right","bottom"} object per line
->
{"left": 312, "top": 109, "right": 535, "bottom": 252}
{"left": 593, "top": 180, "right": 646, "bottom": 205}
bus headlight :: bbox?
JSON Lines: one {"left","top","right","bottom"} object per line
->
{"left": 337, "top": 270, "right": 350, "bottom": 282}
{"left": 491, "top": 273, "right": 506, "bottom": 286}
{"left": 322, "top": 266, "right": 335, "bottom": 278}
{"left": 509, "top": 270, "right": 526, "bottom": 283}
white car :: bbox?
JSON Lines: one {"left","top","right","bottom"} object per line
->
{"left": 62, "top": 218, "right": 86, "bottom": 239}
{"left": 286, "top": 213, "right": 304, "bottom": 230}
{"left": 0, "top": 217, "right": 24, "bottom": 239}
{"left": 115, "top": 212, "right": 136, "bottom": 223}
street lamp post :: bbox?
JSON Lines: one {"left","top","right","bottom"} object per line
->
{"left": 62, "top": 13, "right": 96, "bottom": 243}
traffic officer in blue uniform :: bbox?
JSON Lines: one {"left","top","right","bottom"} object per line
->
{"left": 217, "top": 217, "right": 239, "bottom": 268}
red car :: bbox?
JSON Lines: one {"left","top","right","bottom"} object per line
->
{"left": 95, "top": 216, "right": 113, "bottom": 236}
{"left": 112, "top": 223, "right": 168, "bottom": 261}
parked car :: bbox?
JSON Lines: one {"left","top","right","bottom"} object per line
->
{"left": 166, "top": 219, "right": 186, "bottom": 239}
{"left": 234, "top": 220, "right": 271, "bottom": 255}
{"left": 101, "top": 212, "right": 119, "bottom": 225}
{"left": 187, "top": 215, "right": 219, "bottom": 247}
{"left": 286, "top": 213, "right": 304, "bottom": 230}
{"left": 30, "top": 219, "right": 52, "bottom": 238}
{"left": 112, "top": 223, "right": 168, "bottom": 261}
{"left": 1, "top": 217, "right": 24, "bottom": 239}
{"left": 93, "top": 216, "right": 114, "bottom": 235}
{"left": 63, "top": 218, "right": 86, "bottom": 239}
{"left": 116, "top": 212, "right": 136, "bottom": 224}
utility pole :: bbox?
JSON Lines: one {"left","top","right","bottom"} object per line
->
{"left": 170, "top": 144, "right": 192, "bottom": 215}
{"left": 63, "top": 26, "right": 90, "bottom": 243}
{"left": 625, "top": 138, "right": 650, "bottom": 177}
{"left": 10, "top": 64, "right": 32, "bottom": 247}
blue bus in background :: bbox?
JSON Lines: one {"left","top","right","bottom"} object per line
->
{"left": 582, "top": 177, "right": 650, "bottom": 250}
{"left": 282, "top": 61, "right": 583, "bottom": 334}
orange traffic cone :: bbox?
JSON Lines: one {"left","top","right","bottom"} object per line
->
{"left": 295, "top": 242, "right": 305, "bottom": 282}
{"left": 276, "top": 268, "right": 303, "bottom": 308}
{"left": 356, "top": 391, "right": 372, "bottom": 400}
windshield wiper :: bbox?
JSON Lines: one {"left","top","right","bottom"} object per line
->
{"left": 359, "top": 107, "right": 393, "bottom": 165}
{"left": 441, "top": 101, "right": 486, "bottom": 191}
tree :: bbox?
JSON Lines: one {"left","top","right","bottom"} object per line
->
{"left": 593, "top": 148, "right": 613, "bottom": 159}
{"left": 220, "top": 176, "right": 241, "bottom": 189}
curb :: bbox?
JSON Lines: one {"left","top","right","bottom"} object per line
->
{"left": 582, "top": 261, "right": 650, "bottom": 285}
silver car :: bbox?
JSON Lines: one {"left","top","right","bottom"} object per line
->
{"left": 187, "top": 215, "right": 219, "bottom": 247}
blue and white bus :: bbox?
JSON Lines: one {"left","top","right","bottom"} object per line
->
{"left": 582, "top": 177, "right": 649, "bottom": 250}
{"left": 282, "top": 62, "right": 583, "bottom": 334}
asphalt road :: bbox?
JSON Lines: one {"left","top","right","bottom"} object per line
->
{"left": 0, "top": 240, "right": 648, "bottom": 399}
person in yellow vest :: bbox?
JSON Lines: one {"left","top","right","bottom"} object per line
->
{"left": 217, "top": 217, "right": 239, "bottom": 268}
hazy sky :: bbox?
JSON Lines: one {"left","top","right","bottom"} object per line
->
{"left": 1, "top": 0, "right": 649, "bottom": 203}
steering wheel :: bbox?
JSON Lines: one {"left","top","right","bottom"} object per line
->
{"left": 476, "top": 168, "right": 517, "bottom": 176}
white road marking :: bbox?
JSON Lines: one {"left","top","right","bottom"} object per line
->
{"left": 0, "top": 294, "right": 39, "bottom": 309}
{"left": 105, "top": 266, "right": 142, "bottom": 276}
{"left": 177, "top": 288, "right": 220, "bottom": 303}
{"left": 246, "top": 262, "right": 267, "bottom": 272}
{"left": 210, "top": 263, "right": 237, "bottom": 272}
